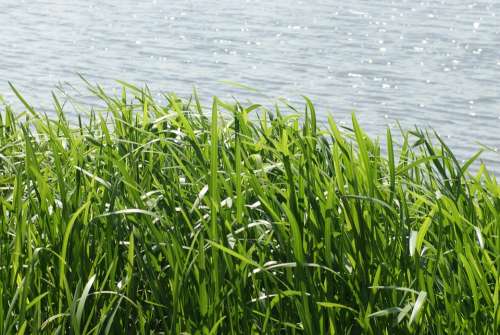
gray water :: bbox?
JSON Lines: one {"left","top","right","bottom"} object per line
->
{"left": 1, "top": 0, "right": 499, "bottom": 170}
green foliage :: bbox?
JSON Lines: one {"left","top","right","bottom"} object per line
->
{"left": 0, "top": 82, "right": 498, "bottom": 334}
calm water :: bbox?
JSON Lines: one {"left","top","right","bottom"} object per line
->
{"left": 1, "top": 0, "right": 499, "bottom": 169}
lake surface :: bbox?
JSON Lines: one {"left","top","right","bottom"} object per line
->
{"left": 1, "top": 0, "right": 499, "bottom": 170}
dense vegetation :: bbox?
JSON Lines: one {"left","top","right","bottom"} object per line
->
{"left": 0, "top": 82, "right": 499, "bottom": 334}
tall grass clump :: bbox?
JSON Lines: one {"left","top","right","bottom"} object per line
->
{"left": 0, "top": 81, "right": 498, "bottom": 334}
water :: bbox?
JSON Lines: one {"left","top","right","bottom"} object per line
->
{"left": 1, "top": 0, "right": 499, "bottom": 170}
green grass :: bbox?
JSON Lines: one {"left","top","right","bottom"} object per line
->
{"left": 0, "top": 81, "right": 499, "bottom": 334}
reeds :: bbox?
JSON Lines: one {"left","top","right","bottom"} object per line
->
{"left": 0, "top": 82, "right": 498, "bottom": 334}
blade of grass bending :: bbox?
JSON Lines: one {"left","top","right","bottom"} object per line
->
{"left": 59, "top": 201, "right": 91, "bottom": 313}
{"left": 303, "top": 96, "right": 317, "bottom": 137}
{"left": 210, "top": 97, "right": 220, "bottom": 238}
{"left": 9, "top": 82, "right": 37, "bottom": 117}
{"left": 386, "top": 128, "right": 396, "bottom": 203}
{"left": 317, "top": 302, "right": 358, "bottom": 314}
{"left": 207, "top": 240, "right": 262, "bottom": 270}
{"left": 209, "top": 97, "right": 221, "bottom": 318}
{"left": 234, "top": 104, "right": 243, "bottom": 224}
{"left": 75, "top": 274, "right": 96, "bottom": 334}
{"left": 409, "top": 291, "right": 427, "bottom": 326}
